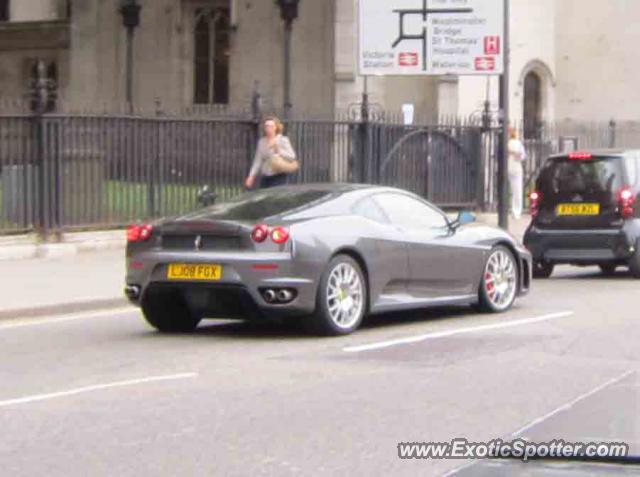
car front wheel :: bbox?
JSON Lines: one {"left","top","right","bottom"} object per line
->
{"left": 478, "top": 246, "right": 519, "bottom": 313}
{"left": 306, "top": 255, "right": 367, "bottom": 336}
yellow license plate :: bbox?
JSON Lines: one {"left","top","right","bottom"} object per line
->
{"left": 167, "top": 263, "right": 222, "bottom": 281}
{"left": 556, "top": 203, "right": 600, "bottom": 216}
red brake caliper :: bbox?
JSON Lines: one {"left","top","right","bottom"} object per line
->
{"left": 485, "top": 272, "right": 496, "bottom": 298}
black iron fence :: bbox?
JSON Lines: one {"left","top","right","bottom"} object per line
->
{"left": 0, "top": 109, "right": 489, "bottom": 235}
{"left": 3, "top": 104, "right": 638, "bottom": 236}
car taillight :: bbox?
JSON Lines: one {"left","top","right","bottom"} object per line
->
{"left": 251, "top": 224, "right": 269, "bottom": 243}
{"left": 617, "top": 187, "right": 636, "bottom": 219}
{"left": 529, "top": 190, "right": 541, "bottom": 217}
{"left": 270, "top": 227, "right": 290, "bottom": 244}
{"left": 127, "top": 224, "right": 153, "bottom": 243}
{"left": 568, "top": 152, "right": 592, "bottom": 160}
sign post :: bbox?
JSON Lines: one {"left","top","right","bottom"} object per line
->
{"left": 498, "top": 0, "right": 509, "bottom": 230}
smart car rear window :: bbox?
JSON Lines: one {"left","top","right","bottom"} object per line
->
{"left": 537, "top": 157, "right": 624, "bottom": 196}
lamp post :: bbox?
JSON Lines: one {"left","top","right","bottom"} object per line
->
{"left": 119, "top": 0, "right": 141, "bottom": 114}
{"left": 275, "top": 0, "right": 300, "bottom": 118}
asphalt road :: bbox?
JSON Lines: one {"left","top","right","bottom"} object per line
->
{"left": 1, "top": 266, "right": 639, "bottom": 476}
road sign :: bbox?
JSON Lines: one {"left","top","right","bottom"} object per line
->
{"left": 359, "top": 0, "right": 504, "bottom": 76}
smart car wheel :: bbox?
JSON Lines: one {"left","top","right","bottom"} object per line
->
{"left": 629, "top": 243, "right": 640, "bottom": 278}
{"left": 306, "top": 255, "right": 367, "bottom": 336}
{"left": 478, "top": 246, "right": 518, "bottom": 313}
{"left": 141, "top": 288, "right": 201, "bottom": 333}
{"left": 599, "top": 264, "right": 617, "bottom": 275}
{"left": 533, "top": 261, "right": 554, "bottom": 279}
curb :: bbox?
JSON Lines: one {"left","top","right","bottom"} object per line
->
{"left": 0, "top": 297, "right": 132, "bottom": 321}
{"left": 0, "top": 234, "right": 125, "bottom": 262}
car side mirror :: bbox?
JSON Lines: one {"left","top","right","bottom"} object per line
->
{"left": 451, "top": 210, "right": 476, "bottom": 230}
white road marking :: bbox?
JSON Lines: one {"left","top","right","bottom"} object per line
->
{"left": 0, "top": 373, "right": 198, "bottom": 407}
{"left": 443, "top": 369, "right": 635, "bottom": 477}
{"left": 0, "top": 307, "right": 136, "bottom": 331}
{"left": 343, "top": 311, "right": 574, "bottom": 353}
{"left": 509, "top": 369, "right": 635, "bottom": 437}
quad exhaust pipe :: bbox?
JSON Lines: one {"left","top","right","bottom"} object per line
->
{"left": 262, "top": 288, "right": 296, "bottom": 304}
{"left": 277, "top": 289, "right": 294, "bottom": 303}
{"left": 263, "top": 289, "right": 277, "bottom": 303}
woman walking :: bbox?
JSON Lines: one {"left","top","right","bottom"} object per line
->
{"left": 245, "top": 116, "right": 298, "bottom": 189}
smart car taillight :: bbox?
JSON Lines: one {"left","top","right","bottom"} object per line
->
{"left": 270, "top": 227, "right": 290, "bottom": 244}
{"left": 568, "top": 152, "right": 592, "bottom": 160}
{"left": 618, "top": 187, "right": 636, "bottom": 219}
{"left": 529, "top": 190, "right": 541, "bottom": 217}
{"left": 127, "top": 224, "right": 153, "bottom": 243}
{"left": 251, "top": 224, "right": 269, "bottom": 243}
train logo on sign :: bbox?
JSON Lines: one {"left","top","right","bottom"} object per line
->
{"left": 474, "top": 57, "right": 496, "bottom": 71}
{"left": 399, "top": 52, "right": 419, "bottom": 66}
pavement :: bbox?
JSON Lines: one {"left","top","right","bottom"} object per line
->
{"left": 0, "top": 213, "right": 532, "bottom": 321}
{"left": 0, "top": 266, "right": 639, "bottom": 476}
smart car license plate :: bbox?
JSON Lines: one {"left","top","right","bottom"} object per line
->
{"left": 556, "top": 203, "right": 600, "bottom": 216}
{"left": 167, "top": 263, "right": 222, "bottom": 281}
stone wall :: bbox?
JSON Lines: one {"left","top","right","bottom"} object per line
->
{"left": 555, "top": 0, "right": 640, "bottom": 121}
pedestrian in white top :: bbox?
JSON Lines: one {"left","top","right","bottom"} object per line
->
{"left": 508, "top": 126, "right": 527, "bottom": 219}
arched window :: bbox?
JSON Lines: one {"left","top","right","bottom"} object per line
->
{"left": 523, "top": 71, "right": 542, "bottom": 139}
{"left": 0, "top": 0, "right": 9, "bottom": 21}
{"left": 194, "top": 5, "right": 230, "bottom": 105}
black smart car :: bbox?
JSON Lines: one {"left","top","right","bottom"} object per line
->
{"left": 524, "top": 149, "right": 640, "bottom": 278}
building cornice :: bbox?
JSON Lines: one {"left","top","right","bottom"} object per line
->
{"left": 0, "top": 20, "right": 70, "bottom": 51}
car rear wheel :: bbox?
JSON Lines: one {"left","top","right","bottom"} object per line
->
{"left": 478, "top": 246, "right": 518, "bottom": 313}
{"left": 533, "top": 261, "right": 554, "bottom": 279}
{"left": 141, "top": 289, "right": 201, "bottom": 333}
{"left": 599, "top": 264, "right": 617, "bottom": 275}
{"left": 306, "top": 255, "right": 367, "bottom": 336}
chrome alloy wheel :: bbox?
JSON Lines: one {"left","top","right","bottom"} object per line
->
{"left": 326, "top": 262, "right": 364, "bottom": 329}
{"left": 483, "top": 249, "right": 517, "bottom": 311}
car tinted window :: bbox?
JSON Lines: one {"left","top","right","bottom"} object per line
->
{"left": 537, "top": 157, "right": 624, "bottom": 197}
{"left": 373, "top": 193, "right": 448, "bottom": 229}
{"left": 352, "top": 197, "right": 389, "bottom": 224}
{"left": 185, "top": 189, "right": 333, "bottom": 221}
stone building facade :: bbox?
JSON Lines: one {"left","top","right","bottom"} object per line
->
{"left": 456, "top": 0, "right": 640, "bottom": 130}
{"left": 0, "top": 0, "right": 439, "bottom": 118}
{"left": 0, "top": 0, "right": 638, "bottom": 123}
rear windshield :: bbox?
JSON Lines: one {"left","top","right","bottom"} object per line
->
{"left": 186, "top": 189, "right": 334, "bottom": 222}
{"left": 537, "top": 157, "right": 625, "bottom": 197}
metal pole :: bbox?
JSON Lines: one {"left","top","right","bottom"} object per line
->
{"left": 497, "top": 0, "right": 510, "bottom": 230}
{"left": 283, "top": 20, "right": 292, "bottom": 118}
{"left": 360, "top": 76, "right": 370, "bottom": 183}
{"left": 125, "top": 26, "right": 134, "bottom": 114}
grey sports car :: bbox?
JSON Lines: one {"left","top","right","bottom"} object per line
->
{"left": 125, "top": 184, "right": 532, "bottom": 335}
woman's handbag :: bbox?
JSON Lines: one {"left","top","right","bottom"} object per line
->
{"left": 270, "top": 155, "right": 300, "bottom": 174}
